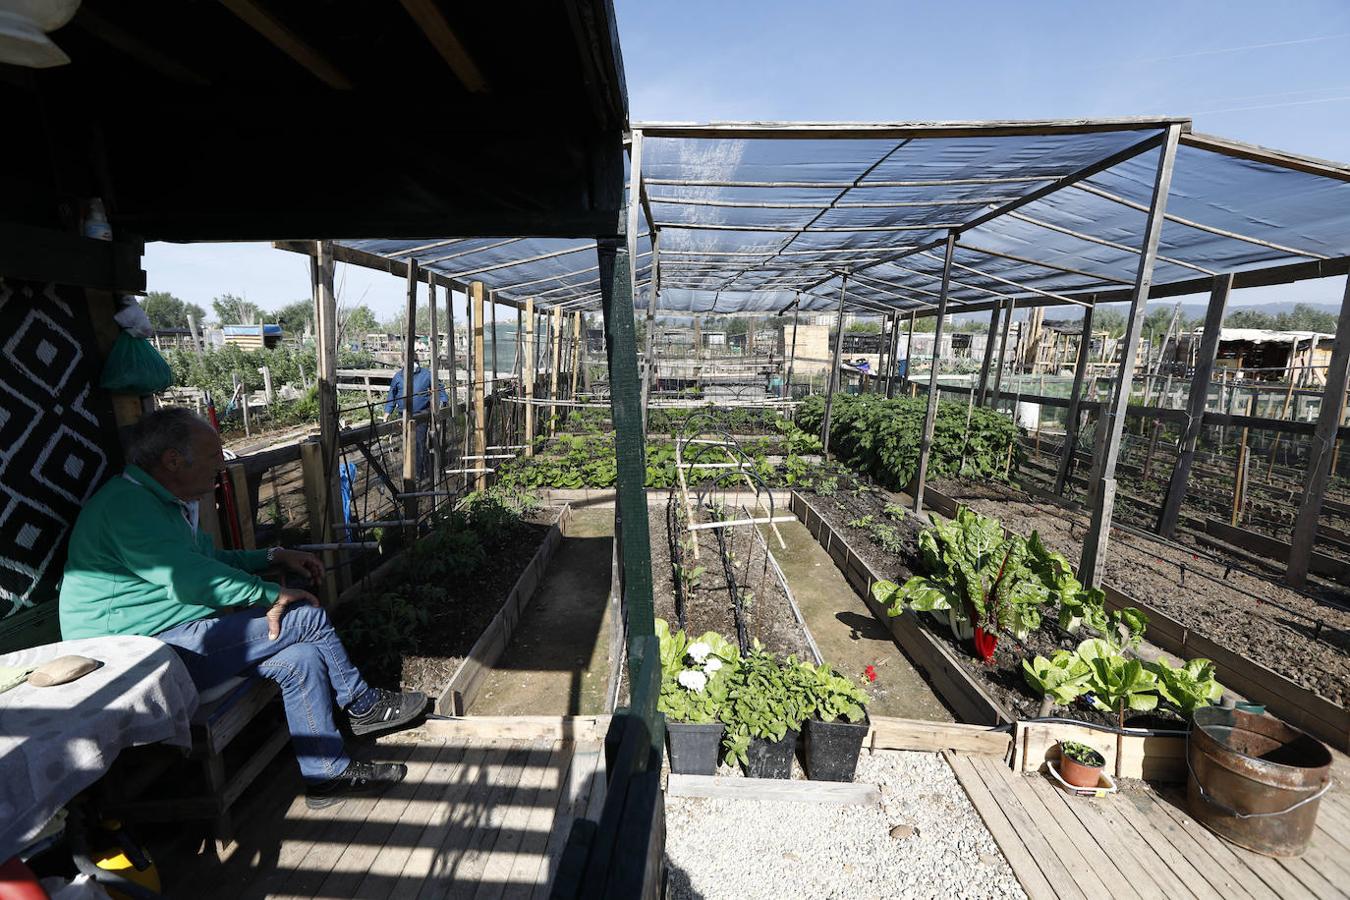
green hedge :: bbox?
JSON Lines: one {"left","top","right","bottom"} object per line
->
{"left": 796, "top": 393, "right": 1021, "bottom": 489}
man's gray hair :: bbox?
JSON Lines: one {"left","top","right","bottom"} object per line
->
{"left": 126, "top": 407, "right": 212, "bottom": 469}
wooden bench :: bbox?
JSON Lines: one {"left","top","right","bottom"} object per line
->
{"left": 107, "top": 676, "right": 290, "bottom": 841}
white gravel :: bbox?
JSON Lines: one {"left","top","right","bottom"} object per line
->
{"left": 664, "top": 750, "right": 1026, "bottom": 900}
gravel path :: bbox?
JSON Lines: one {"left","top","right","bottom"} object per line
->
{"left": 664, "top": 751, "right": 1025, "bottom": 900}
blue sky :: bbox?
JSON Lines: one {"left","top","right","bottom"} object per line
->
{"left": 146, "top": 0, "right": 1350, "bottom": 321}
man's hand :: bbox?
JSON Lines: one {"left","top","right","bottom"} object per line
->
{"left": 267, "top": 586, "right": 320, "bottom": 640}
{"left": 272, "top": 548, "right": 324, "bottom": 585}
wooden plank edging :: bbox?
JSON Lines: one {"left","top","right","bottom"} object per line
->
{"left": 435, "top": 504, "right": 573, "bottom": 715}
{"left": 421, "top": 714, "right": 608, "bottom": 743}
{"left": 1011, "top": 720, "right": 1186, "bottom": 782}
{"left": 665, "top": 773, "right": 881, "bottom": 805}
{"left": 789, "top": 491, "right": 1013, "bottom": 726}
{"left": 866, "top": 715, "right": 1012, "bottom": 757}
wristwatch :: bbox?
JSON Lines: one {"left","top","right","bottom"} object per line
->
{"left": 267, "top": 546, "right": 280, "bottom": 565}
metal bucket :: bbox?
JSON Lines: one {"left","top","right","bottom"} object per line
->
{"left": 1186, "top": 707, "right": 1332, "bottom": 857}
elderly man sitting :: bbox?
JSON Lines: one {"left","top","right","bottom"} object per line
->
{"left": 60, "top": 408, "right": 425, "bottom": 808}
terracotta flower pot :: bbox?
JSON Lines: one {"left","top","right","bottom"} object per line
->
{"left": 1058, "top": 741, "right": 1106, "bottom": 788}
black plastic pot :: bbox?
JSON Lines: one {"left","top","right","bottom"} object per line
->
{"left": 666, "top": 721, "right": 725, "bottom": 775}
{"left": 745, "top": 728, "right": 799, "bottom": 779}
{"left": 804, "top": 713, "right": 869, "bottom": 782}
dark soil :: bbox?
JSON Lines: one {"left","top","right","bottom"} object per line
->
{"left": 798, "top": 478, "right": 1164, "bottom": 727}
{"left": 934, "top": 478, "right": 1350, "bottom": 708}
{"left": 341, "top": 514, "right": 552, "bottom": 696}
{"left": 651, "top": 496, "right": 815, "bottom": 661}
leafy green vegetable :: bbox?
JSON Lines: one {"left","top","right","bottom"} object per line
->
{"left": 1060, "top": 740, "right": 1105, "bottom": 767}
{"left": 1147, "top": 656, "right": 1224, "bottom": 716}
{"left": 1022, "top": 650, "right": 1091, "bottom": 706}
{"left": 1078, "top": 638, "right": 1160, "bottom": 726}
{"left": 794, "top": 661, "right": 869, "bottom": 724}
{"left": 719, "top": 644, "right": 814, "bottom": 767}
{"left": 655, "top": 619, "right": 739, "bottom": 725}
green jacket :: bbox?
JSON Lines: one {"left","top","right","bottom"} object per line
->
{"left": 59, "top": 465, "right": 280, "bottom": 639}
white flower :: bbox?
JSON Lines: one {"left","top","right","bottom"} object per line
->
{"left": 677, "top": 669, "right": 708, "bottom": 693}
{"left": 687, "top": 642, "right": 712, "bottom": 663}
{"left": 703, "top": 657, "right": 723, "bottom": 674}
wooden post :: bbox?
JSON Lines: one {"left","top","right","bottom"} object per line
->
{"left": 1157, "top": 274, "right": 1232, "bottom": 537}
{"left": 885, "top": 309, "right": 901, "bottom": 399}
{"left": 300, "top": 440, "right": 340, "bottom": 604}
{"left": 548, "top": 306, "right": 563, "bottom": 436}
{"left": 523, "top": 298, "right": 536, "bottom": 456}
{"left": 445, "top": 281, "right": 458, "bottom": 487}
{"left": 489, "top": 295, "right": 499, "bottom": 394}
{"left": 471, "top": 282, "right": 488, "bottom": 491}
{"left": 401, "top": 260, "right": 419, "bottom": 524}
{"left": 1055, "top": 302, "right": 1095, "bottom": 495}
{"left": 1079, "top": 124, "right": 1181, "bottom": 587}
{"left": 1266, "top": 372, "right": 1298, "bottom": 478}
{"left": 819, "top": 274, "right": 851, "bottom": 454}
{"left": 427, "top": 272, "right": 443, "bottom": 509}
{"left": 990, "top": 298, "right": 1016, "bottom": 409}
{"left": 1287, "top": 274, "right": 1350, "bottom": 586}
{"left": 1232, "top": 427, "right": 1250, "bottom": 526}
{"left": 976, "top": 303, "right": 1001, "bottom": 406}
{"left": 904, "top": 312, "right": 916, "bottom": 386}
{"left": 914, "top": 232, "right": 958, "bottom": 514}
{"left": 186, "top": 313, "right": 205, "bottom": 360}
{"left": 233, "top": 374, "right": 251, "bottom": 436}
{"left": 464, "top": 286, "right": 476, "bottom": 465}
{"left": 226, "top": 463, "right": 256, "bottom": 550}
{"left": 570, "top": 311, "right": 583, "bottom": 402}
{"left": 310, "top": 241, "right": 343, "bottom": 592}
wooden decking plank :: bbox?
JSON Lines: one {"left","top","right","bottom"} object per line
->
{"left": 968, "top": 755, "right": 1086, "bottom": 900}
{"left": 314, "top": 739, "right": 446, "bottom": 898}
{"left": 273, "top": 741, "right": 417, "bottom": 899}
{"left": 1301, "top": 834, "right": 1350, "bottom": 888}
{"left": 1002, "top": 767, "right": 1136, "bottom": 900}
{"left": 1045, "top": 780, "right": 1176, "bottom": 900}
{"left": 1147, "top": 788, "right": 1290, "bottom": 900}
{"left": 473, "top": 739, "right": 562, "bottom": 900}
{"left": 500, "top": 741, "right": 574, "bottom": 900}
{"left": 354, "top": 739, "right": 470, "bottom": 900}
{"left": 1109, "top": 790, "right": 1226, "bottom": 900}
{"left": 188, "top": 759, "right": 306, "bottom": 900}
{"left": 1275, "top": 856, "right": 1347, "bottom": 900}
{"left": 943, "top": 752, "right": 1059, "bottom": 900}
{"left": 1123, "top": 791, "right": 1250, "bottom": 900}
{"left": 388, "top": 740, "right": 497, "bottom": 900}
{"left": 421, "top": 740, "right": 532, "bottom": 899}
{"left": 531, "top": 743, "right": 604, "bottom": 900}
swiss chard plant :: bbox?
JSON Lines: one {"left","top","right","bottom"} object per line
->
{"left": 655, "top": 618, "right": 739, "bottom": 725}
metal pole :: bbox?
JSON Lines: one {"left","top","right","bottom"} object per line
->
{"left": 470, "top": 282, "right": 487, "bottom": 491}
{"left": 523, "top": 298, "right": 536, "bottom": 456}
{"left": 786, "top": 297, "right": 800, "bottom": 400}
{"left": 913, "top": 232, "right": 957, "bottom": 514}
{"left": 401, "top": 259, "right": 419, "bottom": 521}
{"left": 641, "top": 227, "right": 659, "bottom": 427}
{"left": 427, "top": 272, "right": 442, "bottom": 509}
{"left": 1157, "top": 275, "right": 1231, "bottom": 536}
{"left": 1054, "top": 300, "right": 1096, "bottom": 496}
{"left": 445, "top": 281, "right": 458, "bottom": 484}
{"left": 1079, "top": 124, "right": 1182, "bottom": 588}
{"left": 904, "top": 311, "right": 917, "bottom": 389}
{"left": 819, "top": 274, "right": 851, "bottom": 454}
{"left": 1287, "top": 274, "right": 1350, "bottom": 586}
{"left": 885, "top": 311, "right": 901, "bottom": 399}
{"left": 976, "top": 303, "right": 1001, "bottom": 405}
{"left": 991, "top": 298, "right": 1016, "bottom": 409}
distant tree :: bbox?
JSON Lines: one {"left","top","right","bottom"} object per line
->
{"left": 271, "top": 299, "right": 313, "bottom": 336}
{"left": 1276, "top": 303, "right": 1338, "bottom": 333}
{"left": 142, "top": 291, "right": 206, "bottom": 330}
{"left": 845, "top": 321, "right": 882, "bottom": 334}
{"left": 1225, "top": 308, "right": 1275, "bottom": 329}
{"left": 212, "top": 293, "right": 264, "bottom": 325}
{"left": 340, "top": 304, "right": 380, "bottom": 345}
{"left": 1090, "top": 308, "right": 1128, "bottom": 338}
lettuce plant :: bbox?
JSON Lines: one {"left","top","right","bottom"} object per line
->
{"left": 1147, "top": 656, "right": 1224, "bottom": 716}
{"left": 1022, "top": 650, "right": 1091, "bottom": 713}
{"left": 655, "top": 619, "right": 738, "bottom": 725}
{"left": 1077, "top": 638, "right": 1160, "bottom": 727}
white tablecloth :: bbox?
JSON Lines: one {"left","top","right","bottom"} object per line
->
{"left": 0, "top": 636, "right": 199, "bottom": 859}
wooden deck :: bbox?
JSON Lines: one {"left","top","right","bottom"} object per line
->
{"left": 946, "top": 750, "right": 1350, "bottom": 900}
{"left": 177, "top": 736, "right": 605, "bottom": 899}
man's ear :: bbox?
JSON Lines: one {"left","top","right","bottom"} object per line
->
{"left": 160, "top": 448, "right": 182, "bottom": 472}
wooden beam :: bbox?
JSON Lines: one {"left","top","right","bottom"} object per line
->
{"left": 471, "top": 281, "right": 488, "bottom": 491}
{"left": 975, "top": 303, "right": 1001, "bottom": 405}
{"left": 1181, "top": 131, "right": 1350, "bottom": 184}
{"left": 0, "top": 223, "right": 144, "bottom": 293}
{"left": 217, "top": 0, "right": 353, "bottom": 89}
{"left": 548, "top": 306, "right": 563, "bottom": 436}
{"left": 1287, "top": 274, "right": 1350, "bottom": 586}
{"left": 310, "top": 241, "right": 341, "bottom": 595}
{"left": 634, "top": 117, "right": 1191, "bottom": 141}
{"left": 1054, "top": 301, "right": 1097, "bottom": 496}
{"left": 1079, "top": 124, "right": 1182, "bottom": 588}
{"left": 1157, "top": 275, "right": 1232, "bottom": 536}
{"left": 570, "top": 311, "right": 583, "bottom": 404}
{"left": 523, "top": 298, "right": 536, "bottom": 456}
{"left": 913, "top": 233, "right": 957, "bottom": 514}
{"left": 401, "top": 259, "right": 419, "bottom": 524}
{"left": 427, "top": 272, "right": 443, "bottom": 510}
{"left": 990, "top": 298, "right": 1015, "bottom": 407}
{"left": 397, "top": 0, "right": 488, "bottom": 93}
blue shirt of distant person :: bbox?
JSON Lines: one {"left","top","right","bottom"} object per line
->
{"left": 384, "top": 362, "right": 448, "bottom": 480}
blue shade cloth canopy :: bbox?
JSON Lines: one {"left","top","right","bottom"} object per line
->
{"left": 336, "top": 119, "right": 1350, "bottom": 315}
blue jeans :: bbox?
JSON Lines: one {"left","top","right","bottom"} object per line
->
{"left": 156, "top": 604, "right": 370, "bottom": 782}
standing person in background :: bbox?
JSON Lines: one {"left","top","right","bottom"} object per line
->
{"left": 384, "top": 360, "right": 448, "bottom": 481}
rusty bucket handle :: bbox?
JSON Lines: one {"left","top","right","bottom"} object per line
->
{"left": 1187, "top": 755, "right": 1332, "bottom": 819}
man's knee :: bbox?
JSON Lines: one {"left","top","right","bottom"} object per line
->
{"left": 284, "top": 602, "right": 335, "bottom": 639}
{"left": 258, "top": 643, "right": 327, "bottom": 686}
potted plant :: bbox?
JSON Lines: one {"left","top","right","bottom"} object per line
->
{"left": 720, "top": 643, "right": 810, "bottom": 779}
{"left": 656, "top": 619, "right": 738, "bottom": 775}
{"left": 1057, "top": 740, "right": 1107, "bottom": 788}
{"left": 797, "top": 661, "right": 870, "bottom": 782}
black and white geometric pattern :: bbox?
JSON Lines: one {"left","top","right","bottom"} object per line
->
{"left": 0, "top": 280, "right": 120, "bottom": 619}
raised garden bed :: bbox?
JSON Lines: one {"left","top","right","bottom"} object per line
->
{"left": 935, "top": 478, "right": 1350, "bottom": 750}
{"left": 334, "top": 493, "right": 557, "bottom": 696}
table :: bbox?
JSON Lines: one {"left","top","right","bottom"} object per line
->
{"left": 0, "top": 635, "right": 199, "bottom": 859}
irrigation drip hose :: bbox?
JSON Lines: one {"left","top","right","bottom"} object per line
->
{"left": 1018, "top": 716, "right": 1190, "bottom": 739}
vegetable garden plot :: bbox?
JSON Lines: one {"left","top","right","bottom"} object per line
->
{"left": 934, "top": 478, "right": 1350, "bottom": 709}
{"left": 334, "top": 489, "right": 554, "bottom": 696}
